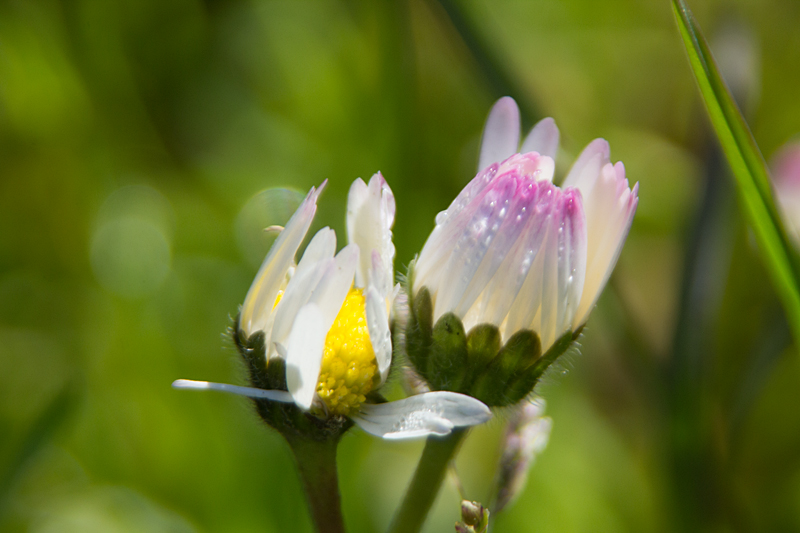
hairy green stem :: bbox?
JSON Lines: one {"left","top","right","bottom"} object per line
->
{"left": 387, "top": 429, "right": 467, "bottom": 533}
{"left": 287, "top": 436, "right": 345, "bottom": 533}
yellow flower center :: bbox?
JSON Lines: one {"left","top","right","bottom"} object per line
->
{"left": 316, "top": 288, "right": 378, "bottom": 416}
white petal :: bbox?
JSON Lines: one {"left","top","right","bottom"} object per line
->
{"left": 310, "top": 244, "right": 359, "bottom": 331}
{"left": 354, "top": 391, "right": 491, "bottom": 440}
{"left": 294, "top": 228, "right": 338, "bottom": 278}
{"left": 453, "top": 158, "right": 556, "bottom": 323}
{"left": 561, "top": 139, "right": 610, "bottom": 190}
{"left": 347, "top": 173, "right": 396, "bottom": 291}
{"left": 502, "top": 230, "right": 548, "bottom": 341}
{"left": 433, "top": 176, "right": 517, "bottom": 320}
{"left": 365, "top": 284, "right": 392, "bottom": 384}
{"left": 502, "top": 185, "right": 569, "bottom": 346}
{"left": 240, "top": 182, "right": 326, "bottom": 336}
{"left": 461, "top": 181, "right": 554, "bottom": 334}
{"left": 415, "top": 155, "right": 554, "bottom": 302}
{"left": 285, "top": 304, "right": 328, "bottom": 410}
{"left": 414, "top": 165, "right": 499, "bottom": 294}
{"left": 537, "top": 211, "right": 559, "bottom": 350}
{"left": 354, "top": 416, "right": 453, "bottom": 440}
{"left": 521, "top": 117, "right": 560, "bottom": 162}
{"left": 573, "top": 163, "right": 638, "bottom": 326}
{"left": 270, "top": 228, "right": 337, "bottom": 348}
{"left": 554, "top": 189, "right": 587, "bottom": 337}
{"left": 478, "top": 97, "right": 521, "bottom": 171}
{"left": 369, "top": 250, "right": 390, "bottom": 305}
{"left": 172, "top": 379, "right": 293, "bottom": 403}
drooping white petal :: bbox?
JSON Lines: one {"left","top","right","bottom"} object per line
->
{"left": 365, "top": 284, "right": 391, "bottom": 384}
{"left": 240, "top": 182, "right": 326, "bottom": 336}
{"left": 353, "top": 391, "right": 491, "bottom": 440}
{"left": 285, "top": 303, "right": 328, "bottom": 410}
{"left": 270, "top": 228, "right": 337, "bottom": 349}
{"left": 347, "top": 173, "right": 396, "bottom": 291}
{"left": 572, "top": 162, "right": 638, "bottom": 326}
{"left": 172, "top": 379, "right": 293, "bottom": 403}
{"left": 479, "top": 97, "right": 521, "bottom": 172}
{"left": 521, "top": 117, "right": 560, "bottom": 162}
{"left": 309, "top": 244, "right": 359, "bottom": 332}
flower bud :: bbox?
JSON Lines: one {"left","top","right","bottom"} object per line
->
{"left": 493, "top": 398, "right": 552, "bottom": 513}
{"left": 460, "top": 500, "right": 487, "bottom": 526}
{"left": 455, "top": 500, "right": 489, "bottom": 533}
{"left": 405, "top": 97, "right": 637, "bottom": 405}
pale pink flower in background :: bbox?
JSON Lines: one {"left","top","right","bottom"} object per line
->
{"left": 413, "top": 97, "right": 638, "bottom": 351}
{"left": 772, "top": 141, "right": 800, "bottom": 244}
{"left": 494, "top": 397, "right": 552, "bottom": 513}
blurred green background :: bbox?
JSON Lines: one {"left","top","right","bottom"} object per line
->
{"left": 2, "top": 0, "right": 800, "bottom": 531}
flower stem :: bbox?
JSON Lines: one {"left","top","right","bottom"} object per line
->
{"left": 286, "top": 436, "right": 346, "bottom": 533}
{"left": 387, "top": 429, "right": 467, "bottom": 533}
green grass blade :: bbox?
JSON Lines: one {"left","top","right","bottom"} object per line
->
{"left": 672, "top": 0, "right": 800, "bottom": 346}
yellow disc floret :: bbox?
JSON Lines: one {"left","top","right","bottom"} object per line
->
{"left": 316, "top": 288, "right": 378, "bottom": 416}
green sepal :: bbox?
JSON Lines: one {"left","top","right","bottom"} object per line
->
{"left": 406, "top": 286, "right": 434, "bottom": 380}
{"left": 404, "top": 274, "right": 579, "bottom": 406}
{"left": 427, "top": 313, "right": 468, "bottom": 390}
{"left": 504, "top": 328, "right": 580, "bottom": 404}
{"left": 502, "top": 329, "right": 542, "bottom": 372}
{"left": 465, "top": 324, "right": 502, "bottom": 379}
{"left": 471, "top": 329, "right": 541, "bottom": 406}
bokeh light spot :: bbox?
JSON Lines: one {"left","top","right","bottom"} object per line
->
{"left": 235, "top": 187, "right": 304, "bottom": 269}
{"left": 90, "top": 218, "right": 171, "bottom": 299}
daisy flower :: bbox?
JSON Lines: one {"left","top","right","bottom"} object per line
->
{"left": 406, "top": 97, "right": 638, "bottom": 405}
{"left": 175, "top": 175, "right": 491, "bottom": 439}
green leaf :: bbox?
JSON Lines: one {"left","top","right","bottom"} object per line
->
{"left": 673, "top": 0, "right": 800, "bottom": 347}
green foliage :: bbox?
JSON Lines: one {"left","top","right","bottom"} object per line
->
{"left": 2, "top": 0, "right": 800, "bottom": 531}
{"left": 673, "top": 0, "right": 800, "bottom": 347}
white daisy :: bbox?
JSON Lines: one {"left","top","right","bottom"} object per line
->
{"left": 175, "top": 175, "right": 491, "bottom": 439}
